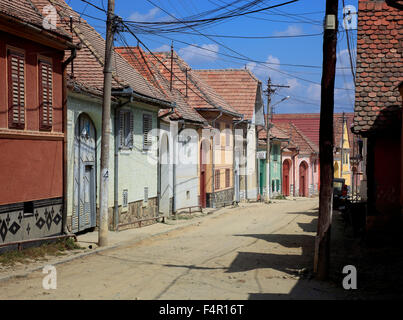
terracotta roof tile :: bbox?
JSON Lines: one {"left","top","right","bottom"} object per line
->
{"left": 32, "top": 0, "right": 170, "bottom": 104}
{"left": 116, "top": 46, "right": 206, "bottom": 123}
{"left": 353, "top": 0, "right": 403, "bottom": 133}
{"left": 194, "top": 69, "right": 261, "bottom": 120}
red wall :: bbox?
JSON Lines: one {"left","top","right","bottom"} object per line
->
{"left": 0, "top": 139, "right": 63, "bottom": 205}
{"left": 0, "top": 31, "right": 65, "bottom": 205}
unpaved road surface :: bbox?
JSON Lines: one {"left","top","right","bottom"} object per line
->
{"left": 0, "top": 198, "right": 350, "bottom": 299}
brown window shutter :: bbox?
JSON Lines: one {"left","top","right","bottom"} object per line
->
{"left": 225, "top": 168, "right": 230, "bottom": 188}
{"left": 8, "top": 52, "right": 25, "bottom": 129}
{"left": 128, "top": 111, "right": 134, "bottom": 148}
{"left": 39, "top": 61, "right": 53, "bottom": 130}
{"left": 119, "top": 110, "right": 125, "bottom": 148}
{"left": 215, "top": 170, "right": 220, "bottom": 190}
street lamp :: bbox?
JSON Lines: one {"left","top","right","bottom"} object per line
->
{"left": 265, "top": 95, "right": 290, "bottom": 202}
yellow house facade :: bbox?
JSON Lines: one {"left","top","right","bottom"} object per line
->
{"left": 334, "top": 116, "right": 353, "bottom": 187}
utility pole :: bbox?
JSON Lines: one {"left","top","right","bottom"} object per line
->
{"left": 264, "top": 78, "right": 289, "bottom": 202}
{"left": 99, "top": 0, "right": 115, "bottom": 247}
{"left": 314, "top": 0, "right": 338, "bottom": 279}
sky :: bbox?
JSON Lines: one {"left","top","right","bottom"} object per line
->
{"left": 66, "top": 0, "right": 358, "bottom": 114}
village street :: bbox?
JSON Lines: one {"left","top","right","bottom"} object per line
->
{"left": 0, "top": 198, "right": 349, "bottom": 300}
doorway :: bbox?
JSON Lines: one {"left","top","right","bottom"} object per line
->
{"left": 73, "top": 114, "right": 97, "bottom": 232}
{"left": 282, "top": 159, "right": 290, "bottom": 196}
{"left": 299, "top": 161, "right": 308, "bottom": 197}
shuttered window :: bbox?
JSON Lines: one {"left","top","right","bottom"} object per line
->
{"left": 225, "top": 169, "right": 230, "bottom": 188}
{"left": 7, "top": 51, "right": 25, "bottom": 129}
{"left": 143, "top": 113, "right": 152, "bottom": 150}
{"left": 215, "top": 170, "right": 220, "bottom": 190}
{"left": 225, "top": 124, "right": 231, "bottom": 146}
{"left": 39, "top": 61, "right": 53, "bottom": 130}
{"left": 119, "top": 110, "right": 134, "bottom": 149}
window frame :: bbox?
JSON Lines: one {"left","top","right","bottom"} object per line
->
{"left": 225, "top": 168, "right": 230, "bottom": 188}
{"left": 7, "top": 49, "right": 26, "bottom": 129}
{"left": 119, "top": 109, "right": 134, "bottom": 150}
{"left": 143, "top": 113, "right": 153, "bottom": 151}
{"left": 38, "top": 58, "right": 53, "bottom": 131}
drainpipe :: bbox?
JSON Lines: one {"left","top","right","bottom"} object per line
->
{"left": 173, "top": 120, "right": 185, "bottom": 213}
{"left": 292, "top": 148, "right": 300, "bottom": 197}
{"left": 61, "top": 47, "right": 77, "bottom": 235}
{"left": 233, "top": 115, "right": 245, "bottom": 204}
{"left": 114, "top": 105, "right": 120, "bottom": 230}
{"left": 211, "top": 108, "right": 223, "bottom": 208}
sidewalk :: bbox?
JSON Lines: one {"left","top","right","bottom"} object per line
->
{"left": 0, "top": 205, "right": 231, "bottom": 282}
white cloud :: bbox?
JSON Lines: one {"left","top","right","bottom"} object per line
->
{"left": 307, "top": 84, "right": 321, "bottom": 101}
{"left": 153, "top": 44, "right": 170, "bottom": 52}
{"left": 129, "top": 7, "right": 161, "bottom": 21}
{"left": 273, "top": 25, "right": 303, "bottom": 37}
{"left": 178, "top": 44, "right": 219, "bottom": 64}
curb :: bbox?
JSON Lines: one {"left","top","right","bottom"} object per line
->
{"left": 0, "top": 205, "right": 233, "bottom": 284}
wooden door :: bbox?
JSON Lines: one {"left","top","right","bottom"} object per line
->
{"left": 299, "top": 162, "right": 308, "bottom": 197}
{"left": 283, "top": 160, "right": 290, "bottom": 196}
{"left": 73, "top": 114, "right": 96, "bottom": 232}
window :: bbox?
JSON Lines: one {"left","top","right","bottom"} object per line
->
{"left": 314, "top": 160, "right": 317, "bottom": 173}
{"left": 225, "top": 124, "right": 231, "bottom": 146}
{"left": 214, "top": 122, "right": 221, "bottom": 145}
{"left": 225, "top": 169, "right": 230, "bottom": 188}
{"left": 215, "top": 170, "right": 220, "bottom": 190}
{"left": 119, "top": 110, "right": 134, "bottom": 149}
{"left": 8, "top": 50, "right": 25, "bottom": 129}
{"left": 39, "top": 60, "right": 53, "bottom": 130}
{"left": 273, "top": 145, "right": 278, "bottom": 161}
{"left": 143, "top": 113, "right": 152, "bottom": 150}
{"left": 122, "top": 189, "right": 128, "bottom": 207}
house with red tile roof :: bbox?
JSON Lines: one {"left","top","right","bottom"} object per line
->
{"left": 32, "top": 0, "right": 175, "bottom": 233}
{"left": 116, "top": 45, "right": 208, "bottom": 215}
{"left": 272, "top": 112, "right": 358, "bottom": 192}
{"left": 0, "top": 0, "right": 74, "bottom": 244}
{"left": 352, "top": 0, "right": 402, "bottom": 234}
{"left": 195, "top": 69, "right": 265, "bottom": 202}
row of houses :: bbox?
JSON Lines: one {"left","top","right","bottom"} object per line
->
{"left": 0, "top": 0, "right": 359, "bottom": 245}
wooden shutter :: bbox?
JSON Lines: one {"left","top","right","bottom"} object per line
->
{"left": 215, "top": 170, "right": 220, "bottom": 190}
{"left": 8, "top": 52, "right": 25, "bottom": 129}
{"left": 39, "top": 61, "right": 53, "bottom": 130}
{"left": 225, "top": 169, "right": 230, "bottom": 188}
{"left": 128, "top": 111, "right": 134, "bottom": 148}
{"left": 143, "top": 113, "right": 152, "bottom": 150}
{"left": 119, "top": 110, "right": 125, "bottom": 148}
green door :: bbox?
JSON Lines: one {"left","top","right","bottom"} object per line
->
{"left": 259, "top": 159, "right": 266, "bottom": 195}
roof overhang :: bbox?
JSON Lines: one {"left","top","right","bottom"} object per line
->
{"left": 0, "top": 12, "right": 74, "bottom": 50}
{"left": 112, "top": 86, "right": 174, "bottom": 109}
{"left": 195, "top": 107, "right": 242, "bottom": 119}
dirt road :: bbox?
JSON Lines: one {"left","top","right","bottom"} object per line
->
{"left": 0, "top": 198, "right": 350, "bottom": 299}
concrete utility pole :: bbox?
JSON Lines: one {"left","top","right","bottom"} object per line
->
{"left": 265, "top": 78, "right": 289, "bottom": 202}
{"left": 99, "top": 0, "right": 115, "bottom": 247}
{"left": 340, "top": 111, "right": 345, "bottom": 178}
{"left": 314, "top": 0, "right": 338, "bottom": 279}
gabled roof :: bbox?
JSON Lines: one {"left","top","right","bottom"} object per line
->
{"left": 258, "top": 123, "right": 289, "bottom": 141}
{"left": 0, "top": 0, "right": 72, "bottom": 43}
{"left": 353, "top": 0, "right": 402, "bottom": 133}
{"left": 193, "top": 69, "right": 262, "bottom": 120}
{"left": 274, "top": 121, "right": 319, "bottom": 155}
{"left": 116, "top": 46, "right": 206, "bottom": 123}
{"left": 31, "top": 0, "right": 170, "bottom": 105}
{"left": 144, "top": 50, "right": 242, "bottom": 118}
{"left": 272, "top": 112, "right": 355, "bottom": 148}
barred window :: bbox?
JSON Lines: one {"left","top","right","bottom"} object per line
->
{"left": 143, "top": 113, "right": 152, "bottom": 150}
{"left": 225, "top": 168, "right": 230, "bottom": 188}
{"left": 8, "top": 51, "right": 25, "bottom": 129}
{"left": 215, "top": 169, "right": 220, "bottom": 190}
{"left": 39, "top": 60, "right": 53, "bottom": 130}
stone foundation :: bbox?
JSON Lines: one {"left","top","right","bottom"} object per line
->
{"left": 0, "top": 198, "right": 63, "bottom": 244}
{"left": 206, "top": 188, "right": 234, "bottom": 208}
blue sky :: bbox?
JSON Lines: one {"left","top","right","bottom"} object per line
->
{"left": 66, "top": 0, "right": 358, "bottom": 114}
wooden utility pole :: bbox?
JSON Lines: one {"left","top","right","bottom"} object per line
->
{"left": 314, "top": 0, "right": 338, "bottom": 279}
{"left": 265, "top": 78, "right": 289, "bottom": 202}
{"left": 99, "top": 0, "right": 115, "bottom": 247}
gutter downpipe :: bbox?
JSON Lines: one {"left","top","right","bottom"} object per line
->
{"left": 61, "top": 47, "right": 77, "bottom": 235}
{"left": 293, "top": 148, "right": 300, "bottom": 197}
{"left": 157, "top": 105, "right": 176, "bottom": 218}
{"left": 211, "top": 108, "right": 223, "bottom": 208}
{"left": 173, "top": 120, "right": 185, "bottom": 214}
{"left": 233, "top": 115, "right": 245, "bottom": 204}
